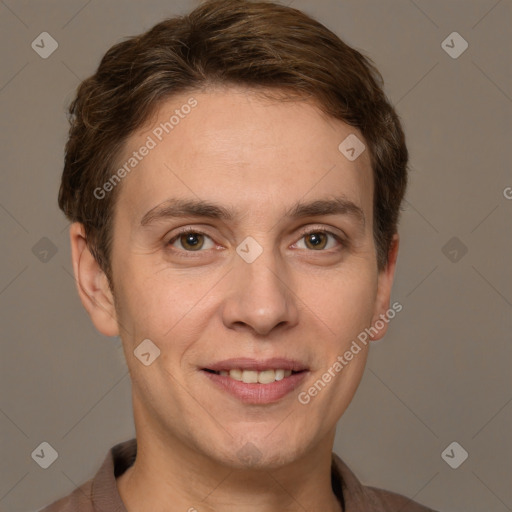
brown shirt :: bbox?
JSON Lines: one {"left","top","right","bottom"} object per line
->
{"left": 39, "top": 438, "right": 438, "bottom": 511}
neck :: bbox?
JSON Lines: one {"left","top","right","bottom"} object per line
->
{"left": 117, "top": 430, "right": 342, "bottom": 512}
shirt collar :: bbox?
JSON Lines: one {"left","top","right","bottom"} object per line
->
{"left": 89, "top": 438, "right": 375, "bottom": 512}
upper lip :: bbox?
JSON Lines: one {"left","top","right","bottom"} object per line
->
{"left": 203, "top": 358, "right": 308, "bottom": 372}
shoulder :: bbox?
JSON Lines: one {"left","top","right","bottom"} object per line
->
{"left": 331, "top": 452, "right": 439, "bottom": 511}
{"left": 365, "top": 485, "right": 440, "bottom": 512}
{"left": 36, "top": 438, "right": 134, "bottom": 512}
{"left": 37, "top": 478, "right": 94, "bottom": 512}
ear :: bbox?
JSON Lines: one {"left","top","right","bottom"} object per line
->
{"left": 69, "top": 222, "right": 119, "bottom": 337}
{"left": 369, "top": 233, "right": 400, "bottom": 342}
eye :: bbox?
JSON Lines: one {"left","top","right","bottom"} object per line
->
{"left": 294, "top": 228, "right": 343, "bottom": 251}
{"left": 167, "top": 228, "right": 216, "bottom": 252}
{"left": 166, "top": 226, "right": 344, "bottom": 255}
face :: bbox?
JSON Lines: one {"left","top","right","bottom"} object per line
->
{"left": 72, "top": 85, "right": 398, "bottom": 470}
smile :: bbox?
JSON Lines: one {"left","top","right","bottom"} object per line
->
{"left": 201, "top": 368, "right": 308, "bottom": 404}
{"left": 204, "top": 368, "right": 302, "bottom": 384}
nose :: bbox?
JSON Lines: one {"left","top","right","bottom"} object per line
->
{"left": 221, "top": 244, "right": 299, "bottom": 337}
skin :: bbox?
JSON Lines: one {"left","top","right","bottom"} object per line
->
{"left": 69, "top": 85, "right": 399, "bottom": 512}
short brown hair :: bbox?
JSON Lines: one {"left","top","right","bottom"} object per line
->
{"left": 59, "top": 0, "right": 408, "bottom": 285}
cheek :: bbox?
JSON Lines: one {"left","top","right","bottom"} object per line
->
{"left": 305, "top": 265, "right": 378, "bottom": 342}
{"left": 112, "top": 263, "right": 178, "bottom": 340}
{"left": 113, "top": 259, "right": 217, "bottom": 357}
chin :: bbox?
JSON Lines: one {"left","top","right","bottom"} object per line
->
{"left": 206, "top": 431, "right": 309, "bottom": 470}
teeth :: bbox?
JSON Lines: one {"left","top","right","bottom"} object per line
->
{"left": 217, "top": 368, "right": 296, "bottom": 384}
{"left": 257, "top": 370, "right": 275, "bottom": 384}
{"left": 229, "top": 369, "right": 242, "bottom": 380}
{"left": 242, "top": 370, "right": 259, "bottom": 384}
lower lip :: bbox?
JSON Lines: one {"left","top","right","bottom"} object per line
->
{"left": 201, "top": 370, "right": 309, "bottom": 404}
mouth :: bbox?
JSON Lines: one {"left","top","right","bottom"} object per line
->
{"left": 200, "top": 358, "right": 309, "bottom": 404}
{"left": 202, "top": 368, "right": 305, "bottom": 384}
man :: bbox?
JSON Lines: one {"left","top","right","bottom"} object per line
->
{"left": 41, "top": 0, "right": 439, "bottom": 510}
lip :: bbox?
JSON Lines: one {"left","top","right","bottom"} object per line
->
{"left": 203, "top": 357, "right": 308, "bottom": 372}
{"left": 201, "top": 368, "right": 309, "bottom": 404}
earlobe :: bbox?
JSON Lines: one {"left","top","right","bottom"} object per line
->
{"left": 370, "top": 233, "right": 400, "bottom": 342}
{"left": 69, "top": 222, "right": 119, "bottom": 337}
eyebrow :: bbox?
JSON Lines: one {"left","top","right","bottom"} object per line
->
{"left": 140, "top": 196, "right": 366, "bottom": 230}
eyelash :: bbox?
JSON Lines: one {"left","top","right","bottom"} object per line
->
{"left": 166, "top": 226, "right": 346, "bottom": 255}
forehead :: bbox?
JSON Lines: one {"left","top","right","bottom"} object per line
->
{"left": 113, "top": 86, "right": 374, "bottom": 227}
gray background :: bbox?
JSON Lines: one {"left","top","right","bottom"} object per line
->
{"left": 0, "top": 0, "right": 511, "bottom": 511}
